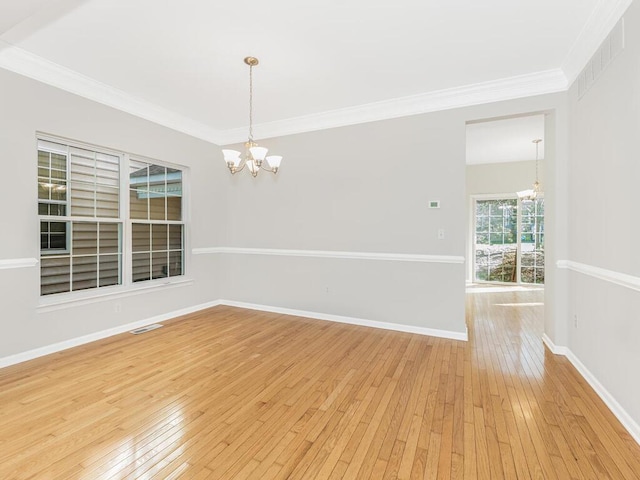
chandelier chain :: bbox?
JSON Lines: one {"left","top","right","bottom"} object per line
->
{"left": 535, "top": 140, "right": 539, "bottom": 182}
{"left": 249, "top": 64, "right": 254, "bottom": 141}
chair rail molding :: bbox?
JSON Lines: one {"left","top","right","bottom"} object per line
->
{"left": 557, "top": 260, "right": 640, "bottom": 293}
{"left": 192, "top": 247, "right": 465, "bottom": 264}
{"left": 0, "top": 258, "right": 38, "bottom": 270}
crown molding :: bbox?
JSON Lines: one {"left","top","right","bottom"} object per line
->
{"left": 561, "top": 0, "right": 632, "bottom": 86}
{"left": 216, "top": 69, "right": 568, "bottom": 145}
{"left": 0, "top": 41, "right": 221, "bottom": 143}
{"left": 0, "top": 40, "right": 568, "bottom": 146}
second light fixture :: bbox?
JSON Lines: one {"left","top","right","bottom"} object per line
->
{"left": 517, "top": 138, "right": 543, "bottom": 201}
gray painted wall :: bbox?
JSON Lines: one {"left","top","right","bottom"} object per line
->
{"left": 219, "top": 112, "right": 468, "bottom": 333}
{"left": 566, "top": 0, "right": 640, "bottom": 430}
{"left": 0, "top": 63, "right": 568, "bottom": 363}
{"left": 466, "top": 159, "right": 545, "bottom": 198}
{"left": 0, "top": 68, "right": 226, "bottom": 357}
{"left": 218, "top": 95, "right": 568, "bottom": 339}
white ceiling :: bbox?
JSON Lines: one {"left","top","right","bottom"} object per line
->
{"left": 0, "top": 0, "right": 629, "bottom": 145}
{"left": 0, "top": 0, "right": 51, "bottom": 35}
{"left": 466, "top": 115, "right": 545, "bottom": 165}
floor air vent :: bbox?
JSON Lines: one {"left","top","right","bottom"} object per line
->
{"left": 129, "top": 324, "right": 164, "bottom": 335}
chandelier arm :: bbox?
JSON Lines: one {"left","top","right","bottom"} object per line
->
{"left": 230, "top": 160, "right": 247, "bottom": 174}
{"left": 258, "top": 163, "right": 277, "bottom": 174}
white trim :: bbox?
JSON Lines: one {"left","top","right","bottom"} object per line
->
{"left": 218, "top": 299, "right": 468, "bottom": 342}
{"left": 468, "top": 285, "right": 543, "bottom": 294}
{"left": 550, "top": 260, "right": 640, "bottom": 445}
{"left": 542, "top": 333, "right": 569, "bottom": 356}
{"left": 192, "top": 247, "right": 465, "bottom": 264}
{"left": 0, "top": 258, "right": 38, "bottom": 270}
{"left": 3, "top": 0, "right": 631, "bottom": 145}
{"left": 561, "top": 0, "right": 632, "bottom": 85}
{"left": 0, "top": 42, "right": 219, "bottom": 143}
{"left": 544, "top": 334, "right": 640, "bottom": 446}
{"left": 37, "top": 278, "right": 195, "bottom": 313}
{"left": 0, "top": 42, "right": 566, "bottom": 144}
{"left": 0, "top": 300, "right": 221, "bottom": 369}
{"left": 557, "top": 260, "right": 640, "bottom": 293}
{"left": 217, "top": 69, "right": 568, "bottom": 144}
{"left": 2, "top": 297, "right": 467, "bottom": 371}
{"left": 564, "top": 349, "right": 640, "bottom": 445}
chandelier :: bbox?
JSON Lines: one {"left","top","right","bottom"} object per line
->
{"left": 222, "top": 57, "right": 282, "bottom": 177}
{"left": 517, "top": 138, "right": 542, "bottom": 201}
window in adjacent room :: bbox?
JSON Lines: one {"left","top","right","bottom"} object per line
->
{"left": 473, "top": 196, "right": 544, "bottom": 285}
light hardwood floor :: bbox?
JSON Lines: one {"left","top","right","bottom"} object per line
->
{"left": 1, "top": 289, "right": 639, "bottom": 479}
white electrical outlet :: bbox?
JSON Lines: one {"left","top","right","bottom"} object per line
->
{"left": 438, "top": 229, "right": 445, "bottom": 239}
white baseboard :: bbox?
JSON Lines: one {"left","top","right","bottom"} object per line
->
{"left": 542, "top": 334, "right": 640, "bottom": 446}
{"left": 8, "top": 299, "right": 637, "bottom": 446}
{"left": 0, "top": 300, "right": 221, "bottom": 369}
{"left": 6, "top": 298, "right": 637, "bottom": 447}
{"left": 542, "top": 333, "right": 569, "bottom": 355}
{"left": 218, "top": 299, "right": 468, "bottom": 341}
{"left": 564, "top": 349, "right": 640, "bottom": 446}
{"left": 0, "top": 298, "right": 466, "bottom": 370}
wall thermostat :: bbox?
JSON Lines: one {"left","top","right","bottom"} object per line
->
{"left": 429, "top": 200, "right": 440, "bottom": 209}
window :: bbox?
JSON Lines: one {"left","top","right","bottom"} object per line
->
{"left": 473, "top": 196, "right": 544, "bottom": 285}
{"left": 129, "top": 160, "right": 184, "bottom": 282}
{"left": 38, "top": 138, "right": 186, "bottom": 297}
{"left": 474, "top": 199, "right": 518, "bottom": 283}
{"left": 520, "top": 198, "right": 544, "bottom": 284}
{"left": 38, "top": 146, "right": 69, "bottom": 255}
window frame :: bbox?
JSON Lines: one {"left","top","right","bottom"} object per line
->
{"left": 128, "top": 156, "right": 186, "bottom": 284}
{"left": 470, "top": 193, "right": 544, "bottom": 286}
{"left": 37, "top": 134, "right": 190, "bottom": 306}
{"left": 38, "top": 145, "right": 71, "bottom": 255}
{"left": 40, "top": 220, "right": 71, "bottom": 255}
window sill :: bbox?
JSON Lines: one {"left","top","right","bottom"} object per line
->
{"left": 37, "top": 278, "right": 195, "bottom": 313}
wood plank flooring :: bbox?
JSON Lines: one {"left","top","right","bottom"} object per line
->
{"left": 1, "top": 288, "right": 639, "bottom": 479}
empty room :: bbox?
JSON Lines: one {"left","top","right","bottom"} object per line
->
{"left": 1, "top": 1, "right": 639, "bottom": 478}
